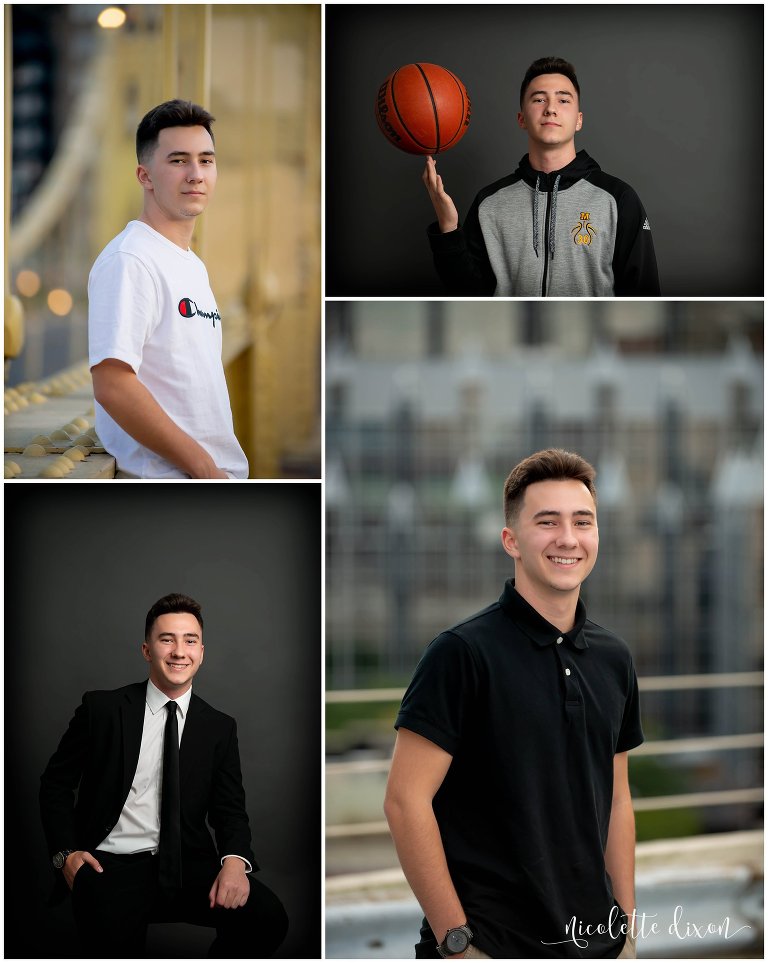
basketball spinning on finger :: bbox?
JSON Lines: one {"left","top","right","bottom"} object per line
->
{"left": 375, "top": 63, "right": 471, "bottom": 155}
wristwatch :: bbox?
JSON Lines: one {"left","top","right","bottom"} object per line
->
{"left": 437, "top": 923, "right": 473, "bottom": 958}
{"left": 52, "top": 849, "right": 75, "bottom": 870}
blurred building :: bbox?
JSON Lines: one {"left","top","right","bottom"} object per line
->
{"left": 326, "top": 302, "right": 763, "bottom": 829}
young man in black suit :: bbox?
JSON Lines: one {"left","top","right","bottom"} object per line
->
{"left": 40, "top": 593, "right": 287, "bottom": 958}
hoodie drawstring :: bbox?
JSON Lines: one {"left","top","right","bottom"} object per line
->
{"left": 532, "top": 173, "right": 561, "bottom": 260}
{"left": 549, "top": 174, "right": 560, "bottom": 261}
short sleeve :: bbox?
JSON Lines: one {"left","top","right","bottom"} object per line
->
{"left": 88, "top": 252, "right": 160, "bottom": 373}
{"left": 395, "top": 631, "right": 479, "bottom": 756}
{"left": 616, "top": 660, "right": 644, "bottom": 752}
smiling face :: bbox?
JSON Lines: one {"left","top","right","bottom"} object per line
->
{"left": 142, "top": 611, "right": 204, "bottom": 698}
{"left": 502, "top": 478, "right": 598, "bottom": 607}
{"left": 517, "top": 73, "right": 582, "bottom": 149}
{"left": 136, "top": 125, "right": 217, "bottom": 224}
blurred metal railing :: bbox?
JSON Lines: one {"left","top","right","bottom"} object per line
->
{"left": 326, "top": 672, "right": 764, "bottom": 704}
{"left": 326, "top": 671, "right": 764, "bottom": 836}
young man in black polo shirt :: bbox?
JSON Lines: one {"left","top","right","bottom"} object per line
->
{"left": 385, "top": 449, "right": 643, "bottom": 959}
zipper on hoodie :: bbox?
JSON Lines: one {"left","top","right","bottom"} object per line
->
{"left": 541, "top": 188, "right": 552, "bottom": 297}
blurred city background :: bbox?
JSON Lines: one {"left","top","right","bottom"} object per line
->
{"left": 5, "top": 4, "right": 320, "bottom": 478}
{"left": 325, "top": 301, "right": 763, "bottom": 957}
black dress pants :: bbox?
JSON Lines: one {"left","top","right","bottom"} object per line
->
{"left": 71, "top": 850, "right": 288, "bottom": 958}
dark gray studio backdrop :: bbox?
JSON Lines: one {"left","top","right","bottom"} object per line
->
{"left": 327, "top": 4, "right": 763, "bottom": 297}
{"left": 5, "top": 484, "right": 320, "bottom": 959}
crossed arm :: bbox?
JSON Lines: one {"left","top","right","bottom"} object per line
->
{"left": 91, "top": 358, "right": 227, "bottom": 478}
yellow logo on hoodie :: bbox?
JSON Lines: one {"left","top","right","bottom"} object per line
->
{"left": 572, "top": 212, "right": 597, "bottom": 246}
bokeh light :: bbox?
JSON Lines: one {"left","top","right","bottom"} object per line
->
{"left": 97, "top": 7, "right": 127, "bottom": 29}
{"left": 47, "top": 289, "right": 74, "bottom": 316}
{"left": 16, "top": 269, "right": 41, "bottom": 297}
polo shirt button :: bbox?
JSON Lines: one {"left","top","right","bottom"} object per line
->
{"left": 556, "top": 637, "right": 563, "bottom": 644}
{"left": 565, "top": 668, "right": 571, "bottom": 676}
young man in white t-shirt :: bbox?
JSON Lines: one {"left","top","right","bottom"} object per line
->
{"left": 89, "top": 100, "right": 248, "bottom": 479}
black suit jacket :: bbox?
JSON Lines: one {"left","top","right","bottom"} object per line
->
{"left": 40, "top": 681, "right": 257, "bottom": 903}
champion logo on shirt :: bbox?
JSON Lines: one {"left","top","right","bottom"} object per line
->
{"left": 178, "top": 297, "right": 221, "bottom": 328}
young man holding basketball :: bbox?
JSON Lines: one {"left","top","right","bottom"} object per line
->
{"left": 423, "top": 57, "right": 659, "bottom": 297}
{"left": 89, "top": 100, "right": 248, "bottom": 478}
{"left": 385, "top": 449, "right": 643, "bottom": 959}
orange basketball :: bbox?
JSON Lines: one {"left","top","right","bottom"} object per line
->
{"left": 375, "top": 63, "right": 471, "bottom": 155}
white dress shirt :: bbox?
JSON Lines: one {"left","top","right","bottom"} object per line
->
{"left": 98, "top": 680, "right": 251, "bottom": 871}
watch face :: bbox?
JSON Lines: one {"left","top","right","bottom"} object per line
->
{"left": 53, "top": 852, "right": 64, "bottom": 869}
{"left": 446, "top": 929, "right": 469, "bottom": 953}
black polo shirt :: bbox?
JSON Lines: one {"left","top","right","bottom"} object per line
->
{"left": 395, "top": 579, "right": 644, "bottom": 959}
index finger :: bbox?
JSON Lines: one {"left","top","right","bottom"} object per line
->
{"left": 423, "top": 155, "right": 437, "bottom": 188}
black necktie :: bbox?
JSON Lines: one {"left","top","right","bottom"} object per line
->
{"left": 158, "top": 701, "right": 182, "bottom": 889}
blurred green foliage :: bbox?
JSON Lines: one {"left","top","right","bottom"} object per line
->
{"left": 326, "top": 699, "right": 401, "bottom": 755}
{"left": 630, "top": 756, "right": 703, "bottom": 841}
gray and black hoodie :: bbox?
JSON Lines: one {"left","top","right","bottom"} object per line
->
{"left": 427, "top": 150, "right": 660, "bottom": 296}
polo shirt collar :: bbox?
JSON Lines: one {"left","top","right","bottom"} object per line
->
{"left": 498, "top": 578, "right": 588, "bottom": 650}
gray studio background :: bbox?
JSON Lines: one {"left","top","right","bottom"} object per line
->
{"left": 6, "top": 483, "right": 320, "bottom": 959}
{"left": 326, "top": 4, "right": 762, "bottom": 296}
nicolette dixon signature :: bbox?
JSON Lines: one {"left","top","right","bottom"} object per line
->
{"left": 542, "top": 904, "right": 752, "bottom": 949}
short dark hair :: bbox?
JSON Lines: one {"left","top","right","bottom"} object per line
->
{"left": 519, "top": 57, "right": 580, "bottom": 107}
{"left": 136, "top": 99, "right": 215, "bottom": 164}
{"left": 144, "top": 593, "right": 204, "bottom": 640}
{"left": 503, "top": 448, "right": 596, "bottom": 526}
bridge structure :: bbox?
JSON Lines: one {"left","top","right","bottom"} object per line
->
{"left": 5, "top": 4, "right": 320, "bottom": 479}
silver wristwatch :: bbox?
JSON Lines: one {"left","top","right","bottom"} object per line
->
{"left": 437, "top": 923, "right": 473, "bottom": 958}
{"left": 52, "top": 849, "right": 75, "bottom": 870}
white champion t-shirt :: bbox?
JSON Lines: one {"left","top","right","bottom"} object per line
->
{"left": 88, "top": 220, "right": 248, "bottom": 478}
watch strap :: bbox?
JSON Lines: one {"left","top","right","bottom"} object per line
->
{"left": 53, "top": 849, "right": 75, "bottom": 869}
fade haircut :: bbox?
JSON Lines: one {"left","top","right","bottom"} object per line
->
{"left": 145, "top": 592, "right": 204, "bottom": 640}
{"left": 519, "top": 57, "right": 580, "bottom": 107}
{"left": 136, "top": 99, "right": 215, "bottom": 164}
{"left": 503, "top": 448, "right": 596, "bottom": 526}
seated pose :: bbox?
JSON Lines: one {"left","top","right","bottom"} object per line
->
{"left": 89, "top": 100, "right": 248, "bottom": 478}
{"left": 40, "top": 593, "right": 287, "bottom": 958}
